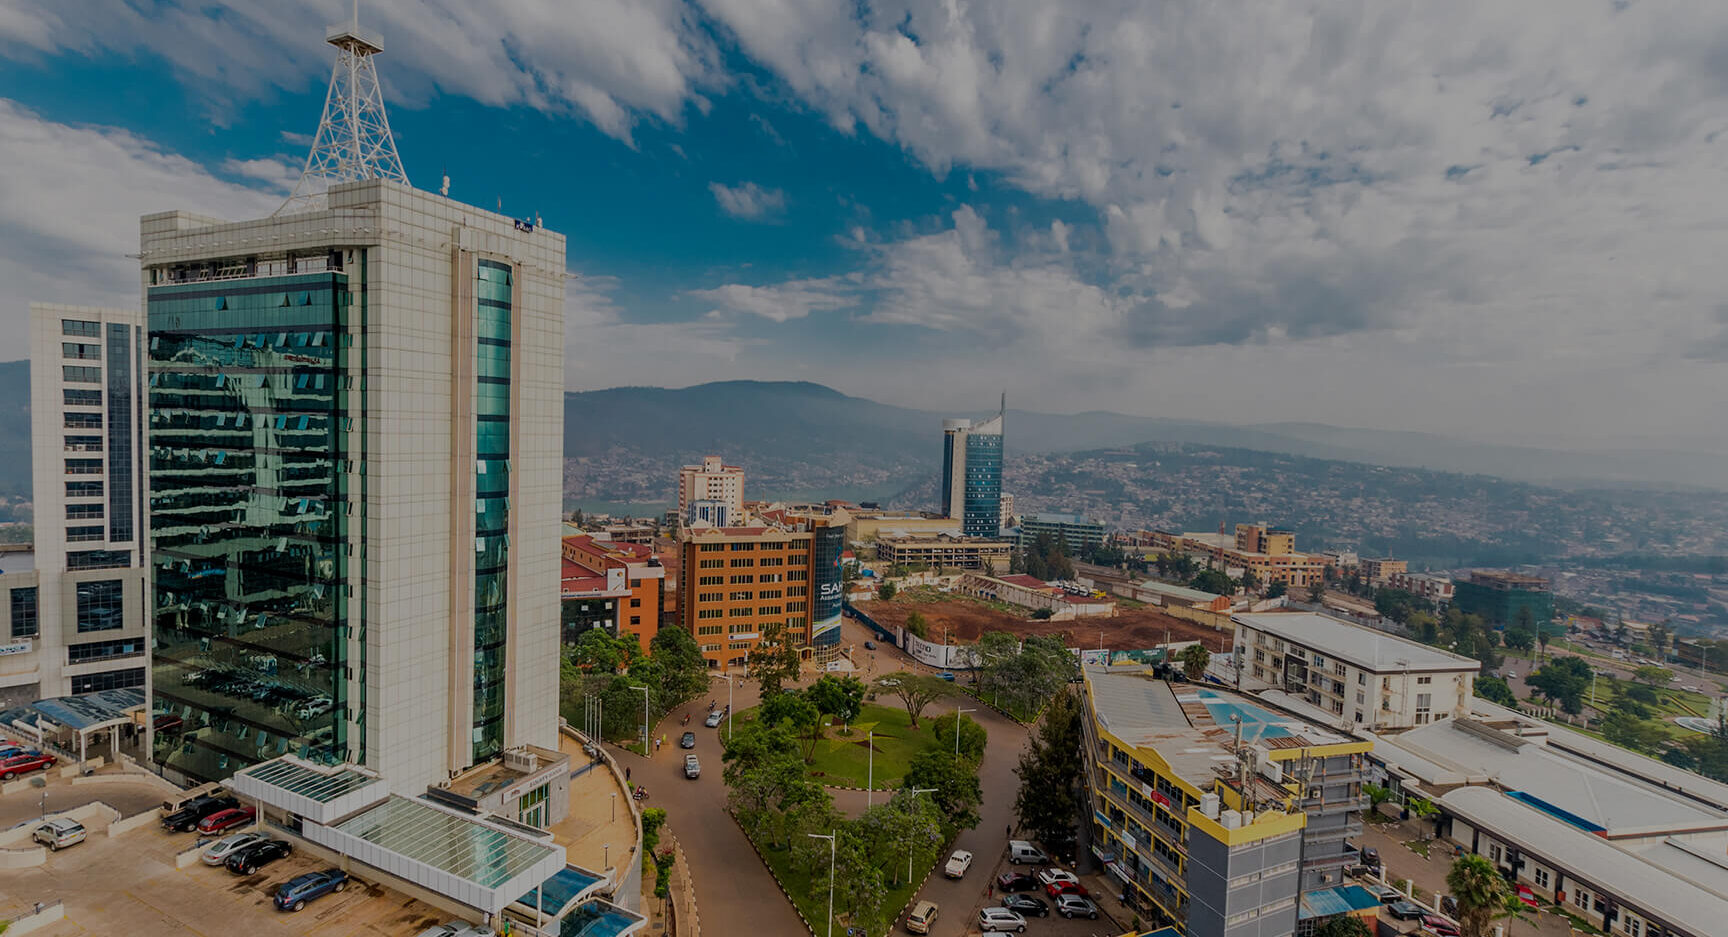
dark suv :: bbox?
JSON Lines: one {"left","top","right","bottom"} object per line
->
{"left": 161, "top": 795, "right": 239, "bottom": 832}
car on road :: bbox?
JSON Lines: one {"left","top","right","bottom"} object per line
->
{"left": 197, "top": 805, "right": 257, "bottom": 834}
{"left": 0, "top": 751, "right": 56, "bottom": 780}
{"left": 162, "top": 796, "right": 239, "bottom": 832}
{"left": 226, "top": 839, "right": 293, "bottom": 875}
{"left": 416, "top": 923, "right": 497, "bottom": 937}
{"left": 685, "top": 754, "right": 701, "bottom": 779}
{"left": 1359, "top": 845, "right": 1381, "bottom": 867}
{"left": 943, "top": 849, "right": 973, "bottom": 878}
{"left": 904, "top": 899, "right": 939, "bottom": 934}
{"left": 1000, "top": 894, "right": 1047, "bottom": 917}
{"left": 274, "top": 868, "right": 349, "bottom": 911}
{"left": 680, "top": 731, "right": 696, "bottom": 749}
{"left": 1045, "top": 879, "right": 1090, "bottom": 899}
{"left": 864, "top": 640, "right": 876, "bottom": 650}
{"left": 936, "top": 671, "right": 956, "bottom": 681}
{"left": 1055, "top": 894, "right": 1099, "bottom": 919}
{"left": 995, "top": 871, "right": 1037, "bottom": 892}
{"left": 1386, "top": 901, "right": 1426, "bottom": 920}
{"left": 1421, "top": 914, "right": 1461, "bottom": 936}
{"left": 32, "top": 818, "right": 86, "bottom": 851}
{"left": 203, "top": 831, "right": 268, "bottom": 865}
{"left": 704, "top": 710, "right": 724, "bottom": 728}
{"left": 977, "top": 907, "right": 1027, "bottom": 933}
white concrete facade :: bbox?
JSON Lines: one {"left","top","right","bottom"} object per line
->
{"left": 139, "top": 180, "right": 564, "bottom": 792}
{"left": 677, "top": 456, "right": 744, "bottom": 524}
{"left": 7, "top": 304, "right": 150, "bottom": 705}
{"left": 1234, "top": 612, "right": 1478, "bottom": 731}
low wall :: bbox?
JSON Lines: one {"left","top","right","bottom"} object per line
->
{"left": 1167, "top": 603, "right": 1234, "bottom": 633}
{"left": 559, "top": 723, "right": 645, "bottom": 913}
{"left": 0, "top": 844, "right": 47, "bottom": 869}
{"left": 670, "top": 838, "right": 700, "bottom": 937}
{"left": 3, "top": 899, "right": 65, "bottom": 935}
{"left": 106, "top": 808, "right": 159, "bottom": 838}
{"left": 0, "top": 802, "right": 119, "bottom": 848}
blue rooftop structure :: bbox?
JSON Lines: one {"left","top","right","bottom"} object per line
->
{"left": 514, "top": 864, "right": 607, "bottom": 918}
{"left": 1190, "top": 688, "right": 1296, "bottom": 742}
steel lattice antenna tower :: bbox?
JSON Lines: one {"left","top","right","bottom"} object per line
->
{"left": 277, "top": 0, "right": 409, "bottom": 215}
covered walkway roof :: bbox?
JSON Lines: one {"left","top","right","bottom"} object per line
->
{"left": 228, "top": 755, "right": 389, "bottom": 825}
{"left": 0, "top": 687, "right": 144, "bottom": 733}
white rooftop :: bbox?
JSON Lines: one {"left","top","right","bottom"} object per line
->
{"left": 1442, "top": 786, "right": 1728, "bottom": 936}
{"left": 1234, "top": 613, "right": 1480, "bottom": 674}
{"left": 1381, "top": 718, "right": 1728, "bottom": 837}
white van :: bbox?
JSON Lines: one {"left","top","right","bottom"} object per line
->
{"left": 1008, "top": 840, "right": 1047, "bottom": 865}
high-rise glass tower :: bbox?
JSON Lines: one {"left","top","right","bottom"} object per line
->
{"left": 143, "top": 15, "right": 564, "bottom": 789}
{"left": 940, "top": 409, "right": 1004, "bottom": 538}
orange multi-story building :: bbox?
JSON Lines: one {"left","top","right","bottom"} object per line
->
{"left": 561, "top": 534, "right": 665, "bottom": 653}
{"left": 678, "top": 525, "right": 816, "bottom": 670}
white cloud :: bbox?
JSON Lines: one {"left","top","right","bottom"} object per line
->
{"left": 2, "top": 0, "right": 720, "bottom": 143}
{"left": 708, "top": 181, "right": 788, "bottom": 220}
{"left": 688, "top": 276, "right": 851, "bottom": 321}
{"left": 0, "top": 100, "right": 285, "bottom": 351}
{"left": 565, "top": 275, "right": 751, "bottom": 388}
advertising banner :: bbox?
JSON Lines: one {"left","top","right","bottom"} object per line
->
{"left": 0, "top": 640, "right": 31, "bottom": 657}
{"left": 811, "top": 524, "right": 846, "bottom": 650}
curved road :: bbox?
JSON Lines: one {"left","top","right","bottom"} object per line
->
{"left": 617, "top": 618, "right": 1040, "bottom": 937}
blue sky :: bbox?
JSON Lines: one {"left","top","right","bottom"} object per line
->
{"left": 3, "top": 1, "right": 1728, "bottom": 449}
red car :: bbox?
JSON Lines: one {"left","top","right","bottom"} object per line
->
{"left": 1045, "top": 879, "right": 1090, "bottom": 899}
{"left": 197, "top": 806, "right": 257, "bottom": 834}
{"left": 1421, "top": 915, "right": 1461, "bottom": 937}
{"left": 0, "top": 752, "right": 56, "bottom": 780}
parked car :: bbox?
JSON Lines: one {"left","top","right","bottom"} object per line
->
{"left": 203, "top": 831, "right": 268, "bottom": 865}
{"left": 226, "top": 839, "right": 293, "bottom": 875}
{"left": 0, "top": 745, "right": 31, "bottom": 760}
{"left": 1055, "top": 894, "right": 1099, "bottom": 919}
{"left": 1386, "top": 901, "right": 1426, "bottom": 920}
{"left": 936, "top": 672, "right": 956, "bottom": 682}
{"left": 1422, "top": 914, "right": 1461, "bottom": 937}
{"left": 864, "top": 640, "right": 877, "bottom": 650}
{"left": 416, "top": 923, "right": 497, "bottom": 937}
{"left": 1439, "top": 895, "right": 1459, "bottom": 917}
{"left": 1008, "top": 840, "right": 1048, "bottom": 865}
{"left": 163, "top": 796, "right": 239, "bottom": 832}
{"left": 197, "top": 805, "right": 257, "bottom": 834}
{"left": 704, "top": 710, "right": 724, "bottom": 728}
{"left": 685, "top": 754, "right": 701, "bottom": 779}
{"left": 904, "top": 899, "right": 939, "bottom": 934}
{"left": 1036, "top": 868, "right": 1080, "bottom": 887}
{"left": 274, "top": 868, "right": 350, "bottom": 911}
{"left": 680, "top": 731, "right": 696, "bottom": 749}
{"left": 1369, "top": 884, "right": 1404, "bottom": 903}
{"left": 32, "top": 818, "right": 86, "bottom": 851}
{"left": 1359, "top": 845, "right": 1381, "bottom": 867}
{"left": 995, "top": 871, "right": 1037, "bottom": 892}
{"left": 1000, "top": 894, "right": 1047, "bottom": 917}
{"left": 1045, "top": 879, "right": 1090, "bottom": 899}
{"left": 943, "top": 849, "right": 973, "bottom": 878}
{"left": 0, "top": 751, "right": 56, "bottom": 781}
{"left": 977, "top": 907, "right": 1027, "bottom": 933}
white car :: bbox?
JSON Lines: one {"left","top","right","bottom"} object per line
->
{"left": 1037, "top": 868, "right": 1080, "bottom": 887}
{"left": 704, "top": 710, "right": 724, "bottom": 728}
{"left": 33, "top": 818, "right": 86, "bottom": 851}
{"left": 202, "top": 831, "right": 268, "bottom": 865}
{"left": 943, "top": 849, "right": 973, "bottom": 878}
{"left": 977, "top": 907, "right": 1027, "bottom": 933}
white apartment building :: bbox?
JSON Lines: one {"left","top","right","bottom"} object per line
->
{"left": 1233, "top": 612, "right": 1479, "bottom": 731}
{"left": 0, "top": 305, "right": 151, "bottom": 709}
{"left": 677, "top": 456, "right": 745, "bottom": 525}
{"left": 1387, "top": 571, "right": 1454, "bottom": 604}
{"left": 141, "top": 179, "right": 565, "bottom": 790}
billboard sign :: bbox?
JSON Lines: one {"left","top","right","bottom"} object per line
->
{"left": 0, "top": 640, "right": 31, "bottom": 657}
{"left": 811, "top": 524, "right": 846, "bottom": 649}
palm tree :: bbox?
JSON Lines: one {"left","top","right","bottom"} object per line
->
{"left": 1536, "top": 630, "right": 1550, "bottom": 662}
{"left": 1446, "top": 854, "right": 1511, "bottom": 937}
{"left": 1408, "top": 797, "right": 1440, "bottom": 840}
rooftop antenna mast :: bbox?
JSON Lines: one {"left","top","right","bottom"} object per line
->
{"left": 278, "top": 0, "right": 409, "bottom": 215}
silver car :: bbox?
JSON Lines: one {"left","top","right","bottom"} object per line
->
{"left": 203, "top": 831, "right": 267, "bottom": 865}
{"left": 33, "top": 818, "right": 86, "bottom": 851}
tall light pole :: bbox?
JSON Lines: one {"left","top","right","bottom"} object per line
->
{"left": 808, "top": 830, "right": 837, "bottom": 937}
{"left": 906, "top": 788, "right": 937, "bottom": 884}
{"left": 631, "top": 684, "right": 650, "bottom": 754}
{"left": 954, "top": 705, "right": 976, "bottom": 756}
{"left": 610, "top": 792, "right": 617, "bottom": 823}
{"left": 716, "top": 672, "right": 737, "bottom": 741}
{"left": 866, "top": 729, "right": 875, "bottom": 809}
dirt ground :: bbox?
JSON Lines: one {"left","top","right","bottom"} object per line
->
{"left": 853, "top": 594, "right": 1231, "bottom": 652}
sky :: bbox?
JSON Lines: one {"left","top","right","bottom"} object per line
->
{"left": 3, "top": 0, "right": 1728, "bottom": 450}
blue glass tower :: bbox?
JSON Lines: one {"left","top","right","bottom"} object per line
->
{"left": 940, "top": 408, "right": 1004, "bottom": 538}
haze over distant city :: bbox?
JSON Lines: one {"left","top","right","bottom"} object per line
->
{"left": 3, "top": 1, "right": 1727, "bottom": 450}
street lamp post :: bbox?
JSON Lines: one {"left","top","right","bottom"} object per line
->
{"left": 611, "top": 792, "right": 617, "bottom": 822}
{"left": 808, "top": 830, "right": 837, "bottom": 937}
{"left": 906, "top": 788, "right": 937, "bottom": 884}
{"left": 716, "top": 672, "right": 737, "bottom": 741}
{"left": 954, "top": 705, "right": 976, "bottom": 755}
{"left": 631, "top": 685, "right": 651, "bottom": 754}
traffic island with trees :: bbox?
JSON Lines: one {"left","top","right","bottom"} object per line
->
{"left": 722, "top": 671, "right": 987, "bottom": 935}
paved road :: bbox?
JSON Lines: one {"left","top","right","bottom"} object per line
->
{"left": 0, "top": 771, "right": 169, "bottom": 833}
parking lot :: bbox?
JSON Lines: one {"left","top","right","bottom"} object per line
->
{"left": 0, "top": 782, "right": 456, "bottom": 936}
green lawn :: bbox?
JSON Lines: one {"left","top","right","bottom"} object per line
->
{"left": 804, "top": 704, "right": 942, "bottom": 789}
{"left": 753, "top": 826, "right": 943, "bottom": 936}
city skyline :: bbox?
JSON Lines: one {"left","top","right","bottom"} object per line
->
{"left": 1, "top": 2, "right": 1727, "bottom": 450}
